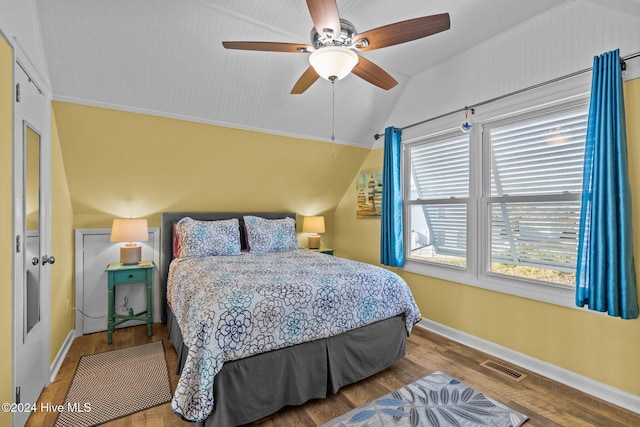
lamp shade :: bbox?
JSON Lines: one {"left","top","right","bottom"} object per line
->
{"left": 110, "top": 218, "right": 149, "bottom": 243}
{"left": 302, "top": 216, "right": 325, "bottom": 234}
{"left": 309, "top": 46, "right": 358, "bottom": 81}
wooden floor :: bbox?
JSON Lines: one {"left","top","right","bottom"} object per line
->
{"left": 27, "top": 323, "right": 639, "bottom": 427}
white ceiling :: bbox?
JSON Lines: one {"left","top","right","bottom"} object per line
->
{"left": 35, "top": 0, "right": 573, "bottom": 148}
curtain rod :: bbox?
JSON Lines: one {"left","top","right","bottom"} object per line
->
{"left": 373, "top": 50, "right": 640, "bottom": 140}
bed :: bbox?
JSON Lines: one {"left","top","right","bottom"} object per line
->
{"left": 160, "top": 212, "right": 421, "bottom": 426}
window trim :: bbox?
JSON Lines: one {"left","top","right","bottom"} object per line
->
{"left": 403, "top": 258, "right": 577, "bottom": 307}
{"left": 400, "top": 81, "right": 592, "bottom": 311}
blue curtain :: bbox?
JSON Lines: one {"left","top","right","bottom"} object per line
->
{"left": 381, "top": 126, "right": 404, "bottom": 267}
{"left": 576, "top": 49, "right": 639, "bottom": 319}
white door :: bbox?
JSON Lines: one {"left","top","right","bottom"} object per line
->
{"left": 13, "top": 61, "right": 50, "bottom": 427}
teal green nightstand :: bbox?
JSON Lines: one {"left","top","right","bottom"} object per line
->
{"left": 309, "top": 248, "right": 334, "bottom": 255}
{"left": 105, "top": 262, "right": 154, "bottom": 344}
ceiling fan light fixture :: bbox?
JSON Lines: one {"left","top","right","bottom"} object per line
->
{"left": 309, "top": 46, "right": 358, "bottom": 81}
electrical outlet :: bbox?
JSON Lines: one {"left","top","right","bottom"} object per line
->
{"left": 66, "top": 299, "right": 70, "bottom": 315}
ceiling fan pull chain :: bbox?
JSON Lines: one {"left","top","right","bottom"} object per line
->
{"left": 331, "top": 79, "right": 335, "bottom": 142}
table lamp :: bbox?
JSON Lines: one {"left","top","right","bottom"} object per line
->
{"left": 110, "top": 218, "right": 149, "bottom": 264}
{"left": 302, "top": 216, "right": 325, "bottom": 249}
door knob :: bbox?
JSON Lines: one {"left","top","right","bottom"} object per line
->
{"left": 31, "top": 257, "right": 39, "bottom": 265}
{"left": 42, "top": 255, "right": 55, "bottom": 265}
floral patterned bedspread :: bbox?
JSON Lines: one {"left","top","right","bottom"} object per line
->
{"left": 167, "top": 249, "right": 421, "bottom": 422}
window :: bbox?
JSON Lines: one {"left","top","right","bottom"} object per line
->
{"left": 404, "top": 100, "right": 589, "bottom": 301}
{"left": 407, "top": 133, "right": 469, "bottom": 268}
{"left": 485, "top": 106, "right": 587, "bottom": 285}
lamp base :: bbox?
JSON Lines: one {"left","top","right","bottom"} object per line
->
{"left": 120, "top": 245, "right": 141, "bottom": 265}
{"left": 308, "top": 235, "right": 321, "bottom": 250}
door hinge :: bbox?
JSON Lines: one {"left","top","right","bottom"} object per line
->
{"left": 16, "top": 235, "right": 21, "bottom": 253}
{"left": 15, "top": 386, "right": 20, "bottom": 404}
{"left": 15, "top": 83, "right": 20, "bottom": 103}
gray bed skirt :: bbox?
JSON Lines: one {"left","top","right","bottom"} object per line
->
{"left": 167, "top": 310, "right": 407, "bottom": 427}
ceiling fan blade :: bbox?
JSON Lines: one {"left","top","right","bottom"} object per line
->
{"left": 353, "top": 13, "right": 450, "bottom": 51}
{"left": 352, "top": 56, "right": 398, "bottom": 90}
{"left": 291, "top": 66, "right": 320, "bottom": 94}
{"left": 222, "top": 41, "right": 312, "bottom": 53}
{"left": 306, "top": 0, "right": 341, "bottom": 39}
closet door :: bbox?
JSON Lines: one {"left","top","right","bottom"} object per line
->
{"left": 13, "top": 61, "right": 51, "bottom": 427}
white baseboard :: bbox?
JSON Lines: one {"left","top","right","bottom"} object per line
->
{"left": 49, "top": 329, "right": 76, "bottom": 383}
{"left": 417, "top": 318, "right": 640, "bottom": 415}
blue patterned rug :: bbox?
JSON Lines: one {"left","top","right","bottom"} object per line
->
{"left": 321, "top": 371, "right": 528, "bottom": 427}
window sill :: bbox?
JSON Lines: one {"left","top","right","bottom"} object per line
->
{"left": 402, "top": 259, "right": 580, "bottom": 310}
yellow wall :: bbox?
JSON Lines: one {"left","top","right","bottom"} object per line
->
{"left": 334, "top": 147, "right": 383, "bottom": 263}
{"left": 49, "top": 107, "right": 75, "bottom": 362}
{"left": 52, "top": 101, "right": 371, "bottom": 248}
{"left": 334, "top": 80, "right": 640, "bottom": 396}
{"left": 0, "top": 32, "right": 12, "bottom": 427}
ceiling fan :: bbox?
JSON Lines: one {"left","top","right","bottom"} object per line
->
{"left": 222, "top": 0, "right": 450, "bottom": 94}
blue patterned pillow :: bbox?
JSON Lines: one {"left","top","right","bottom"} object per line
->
{"left": 176, "top": 217, "right": 241, "bottom": 258}
{"left": 243, "top": 216, "right": 298, "bottom": 254}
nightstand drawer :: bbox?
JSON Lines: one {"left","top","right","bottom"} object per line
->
{"left": 112, "top": 268, "right": 147, "bottom": 284}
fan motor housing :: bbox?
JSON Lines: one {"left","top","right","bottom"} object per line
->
{"left": 311, "top": 18, "right": 357, "bottom": 49}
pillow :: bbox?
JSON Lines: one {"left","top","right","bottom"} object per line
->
{"left": 243, "top": 216, "right": 298, "bottom": 254}
{"left": 175, "top": 217, "right": 241, "bottom": 258}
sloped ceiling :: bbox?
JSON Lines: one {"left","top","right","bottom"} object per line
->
{"left": 35, "top": 0, "right": 570, "bottom": 148}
